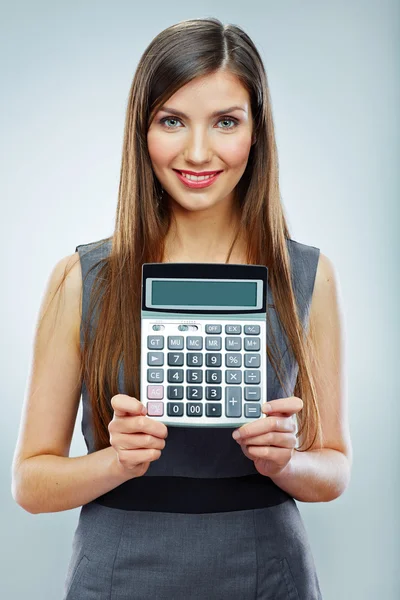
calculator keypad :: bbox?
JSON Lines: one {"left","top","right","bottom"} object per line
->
{"left": 144, "top": 322, "right": 264, "bottom": 423}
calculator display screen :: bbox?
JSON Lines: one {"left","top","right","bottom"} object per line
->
{"left": 147, "top": 278, "right": 262, "bottom": 310}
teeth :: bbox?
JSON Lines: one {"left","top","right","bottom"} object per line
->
{"left": 180, "top": 172, "right": 217, "bottom": 181}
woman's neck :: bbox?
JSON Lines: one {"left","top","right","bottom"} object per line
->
{"left": 161, "top": 194, "right": 248, "bottom": 263}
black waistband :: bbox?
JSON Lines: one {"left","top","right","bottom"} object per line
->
{"left": 93, "top": 474, "right": 291, "bottom": 513}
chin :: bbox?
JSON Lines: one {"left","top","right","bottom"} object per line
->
{"left": 180, "top": 202, "right": 213, "bottom": 213}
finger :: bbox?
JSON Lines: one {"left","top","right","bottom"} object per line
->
{"left": 111, "top": 394, "right": 147, "bottom": 417}
{"left": 116, "top": 414, "right": 168, "bottom": 439}
{"left": 237, "top": 431, "right": 296, "bottom": 449}
{"left": 247, "top": 446, "right": 293, "bottom": 463}
{"left": 233, "top": 415, "right": 295, "bottom": 440}
{"left": 117, "top": 447, "right": 161, "bottom": 467}
{"left": 237, "top": 442, "right": 253, "bottom": 461}
{"left": 262, "top": 396, "right": 303, "bottom": 415}
{"left": 263, "top": 411, "right": 286, "bottom": 418}
{"left": 116, "top": 432, "right": 166, "bottom": 451}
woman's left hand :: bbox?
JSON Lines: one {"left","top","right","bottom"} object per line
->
{"left": 232, "top": 396, "right": 304, "bottom": 477}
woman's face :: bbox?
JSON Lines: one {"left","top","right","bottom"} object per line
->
{"left": 147, "top": 70, "right": 255, "bottom": 213}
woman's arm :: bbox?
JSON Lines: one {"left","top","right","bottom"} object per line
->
{"left": 11, "top": 253, "right": 132, "bottom": 514}
{"left": 270, "top": 252, "right": 353, "bottom": 501}
{"left": 12, "top": 446, "right": 132, "bottom": 514}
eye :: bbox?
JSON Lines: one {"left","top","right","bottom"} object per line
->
{"left": 217, "top": 117, "right": 239, "bottom": 130}
{"left": 159, "top": 116, "right": 181, "bottom": 129}
{"left": 158, "top": 116, "right": 239, "bottom": 130}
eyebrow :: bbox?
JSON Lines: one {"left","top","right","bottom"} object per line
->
{"left": 158, "top": 105, "right": 247, "bottom": 118}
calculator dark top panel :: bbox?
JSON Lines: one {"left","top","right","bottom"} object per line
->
{"left": 142, "top": 262, "right": 268, "bottom": 315}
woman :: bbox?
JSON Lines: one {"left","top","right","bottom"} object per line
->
{"left": 12, "top": 17, "right": 352, "bottom": 599}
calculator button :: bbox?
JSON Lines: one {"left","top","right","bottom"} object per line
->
{"left": 226, "top": 370, "right": 242, "bottom": 384}
{"left": 168, "top": 352, "right": 184, "bottom": 366}
{"left": 225, "top": 353, "right": 242, "bottom": 368}
{"left": 187, "top": 353, "right": 203, "bottom": 367}
{"left": 147, "top": 401, "right": 164, "bottom": 416}
{"left": 167, "top": 402, "right": 184, "bottom": 417}
{"left": 244, "top": 337, "right": 260, "bottom": 351}
{"left": 206, "top": 336, "right": 222, "bottom": 351}
{"left": 187, "top": 336, "right": 203, "bottom": 350}
{"left": 205, "top": 324, "right": 222, "bottom": 334}
{"left": 244, "top": 370, "right": 260, "bottom": 384}
{"left": 147, "top": 385, "right": 164, "bottom": 399}
{"left": 206, "top": 404, "right": 222, "bottom": 417}
{"left": 147, "top": 352, "right": 164, "bottom": 366}
{"left": 244, "top": 325, "right": 260, "bottom": 335}
{"left": 206, "top": 370, "right": 222, "bottom": 384}
{"left": 187, "top": 403, "right": 203, "bottom": 417}
{"left": 206, "top": 386, "right": 222, "bottom": 400}
{"left": 206, "top": 353, "right": 222, "bottom": 367}
{"left": 225, "top": 324, "right": 242, "bottom": 334}
{"left": 167, "top": 386, "right": 184, "bottom": 399}
{"left": 147, "top": 369, "right": 164, "bottom": 382}
{"left": 167, "top": 336, "right": 184, "bottom": 350}
{"left": 187, "top": 386, "right": 203, "bottom": 400}
{"left": 225, "top": 387, "right": 242, "bottom": 417}
{"left": 244, "top": 354, "right": 260, "bottom": 368}
{"left": 225, "top": 337, "right": 242, "bottom": 351}
{"left": 187, "top": 370, "right": 203, "bottom": 383}
{"left": 167, "top": 369, "right": 184, "bottom": 383}
{"left": 245, "top": 404, "right": 261, "bottom": 418}
{"left": 245, "top": 387, "right": 261, "bottom": 401}
{"left": 147, "top": 335, "right": 164, "bottom": 350}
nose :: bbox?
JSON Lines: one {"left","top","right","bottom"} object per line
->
{"left": 182, "top": 128, "right": 214, "bottom": 163}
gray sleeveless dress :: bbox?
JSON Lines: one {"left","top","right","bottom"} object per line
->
{"left": 63, "top": 238, "right": 323, "bottom": 600}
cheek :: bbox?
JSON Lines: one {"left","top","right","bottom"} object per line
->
{"left": 147, "top": 130, "right": 175, "bottom": 167}
{"left": 220, "top": 137, "right": 252, "bottom": 168}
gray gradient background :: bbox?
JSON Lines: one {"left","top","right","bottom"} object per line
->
{"left": 2, "top": 1, "right": 399, "bottom": 599}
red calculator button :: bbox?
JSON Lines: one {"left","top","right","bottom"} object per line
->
{"left": 147, "top": 401, "right": 164, "bottom": 416}
{"left": 147, "top": 385, "right": 164, "bottom": 399}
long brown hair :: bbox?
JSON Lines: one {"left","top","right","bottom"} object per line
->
{"left": 48, "top": 18, "right": 323, "bottom": 453}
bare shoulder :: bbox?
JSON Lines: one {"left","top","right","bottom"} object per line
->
{"left": 40, "top": 251, "right": 83, "bottom": 350}
{"left": 311, "top": 251, "right": 344, "bottom": 322}
{"left": 52, "top": 251, "right": 82, "bottom": 290}
{"left": 316, "top": 251, "right": 336, "bottom": 282}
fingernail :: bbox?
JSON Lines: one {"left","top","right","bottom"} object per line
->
{"left": 232, "top": 430, "right": 241, "bottom": 440}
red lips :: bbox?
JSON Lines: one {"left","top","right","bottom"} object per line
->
{"left": 174, "top": 169, "right": 222, "bottom": 176}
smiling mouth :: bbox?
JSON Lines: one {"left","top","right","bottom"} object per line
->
{"left": 173, "top": 169, "right": 223, "bottom": 188}
{"left": 173, "top": 169, "right": 222, "bottom": 180}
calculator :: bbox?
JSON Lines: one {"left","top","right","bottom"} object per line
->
{"left": 140, "top": 262, "right": 268, "bottom": 427}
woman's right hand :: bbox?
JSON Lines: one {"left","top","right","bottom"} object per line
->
{"left": 108, "top": 394, "right": 168, "bottom": 479}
